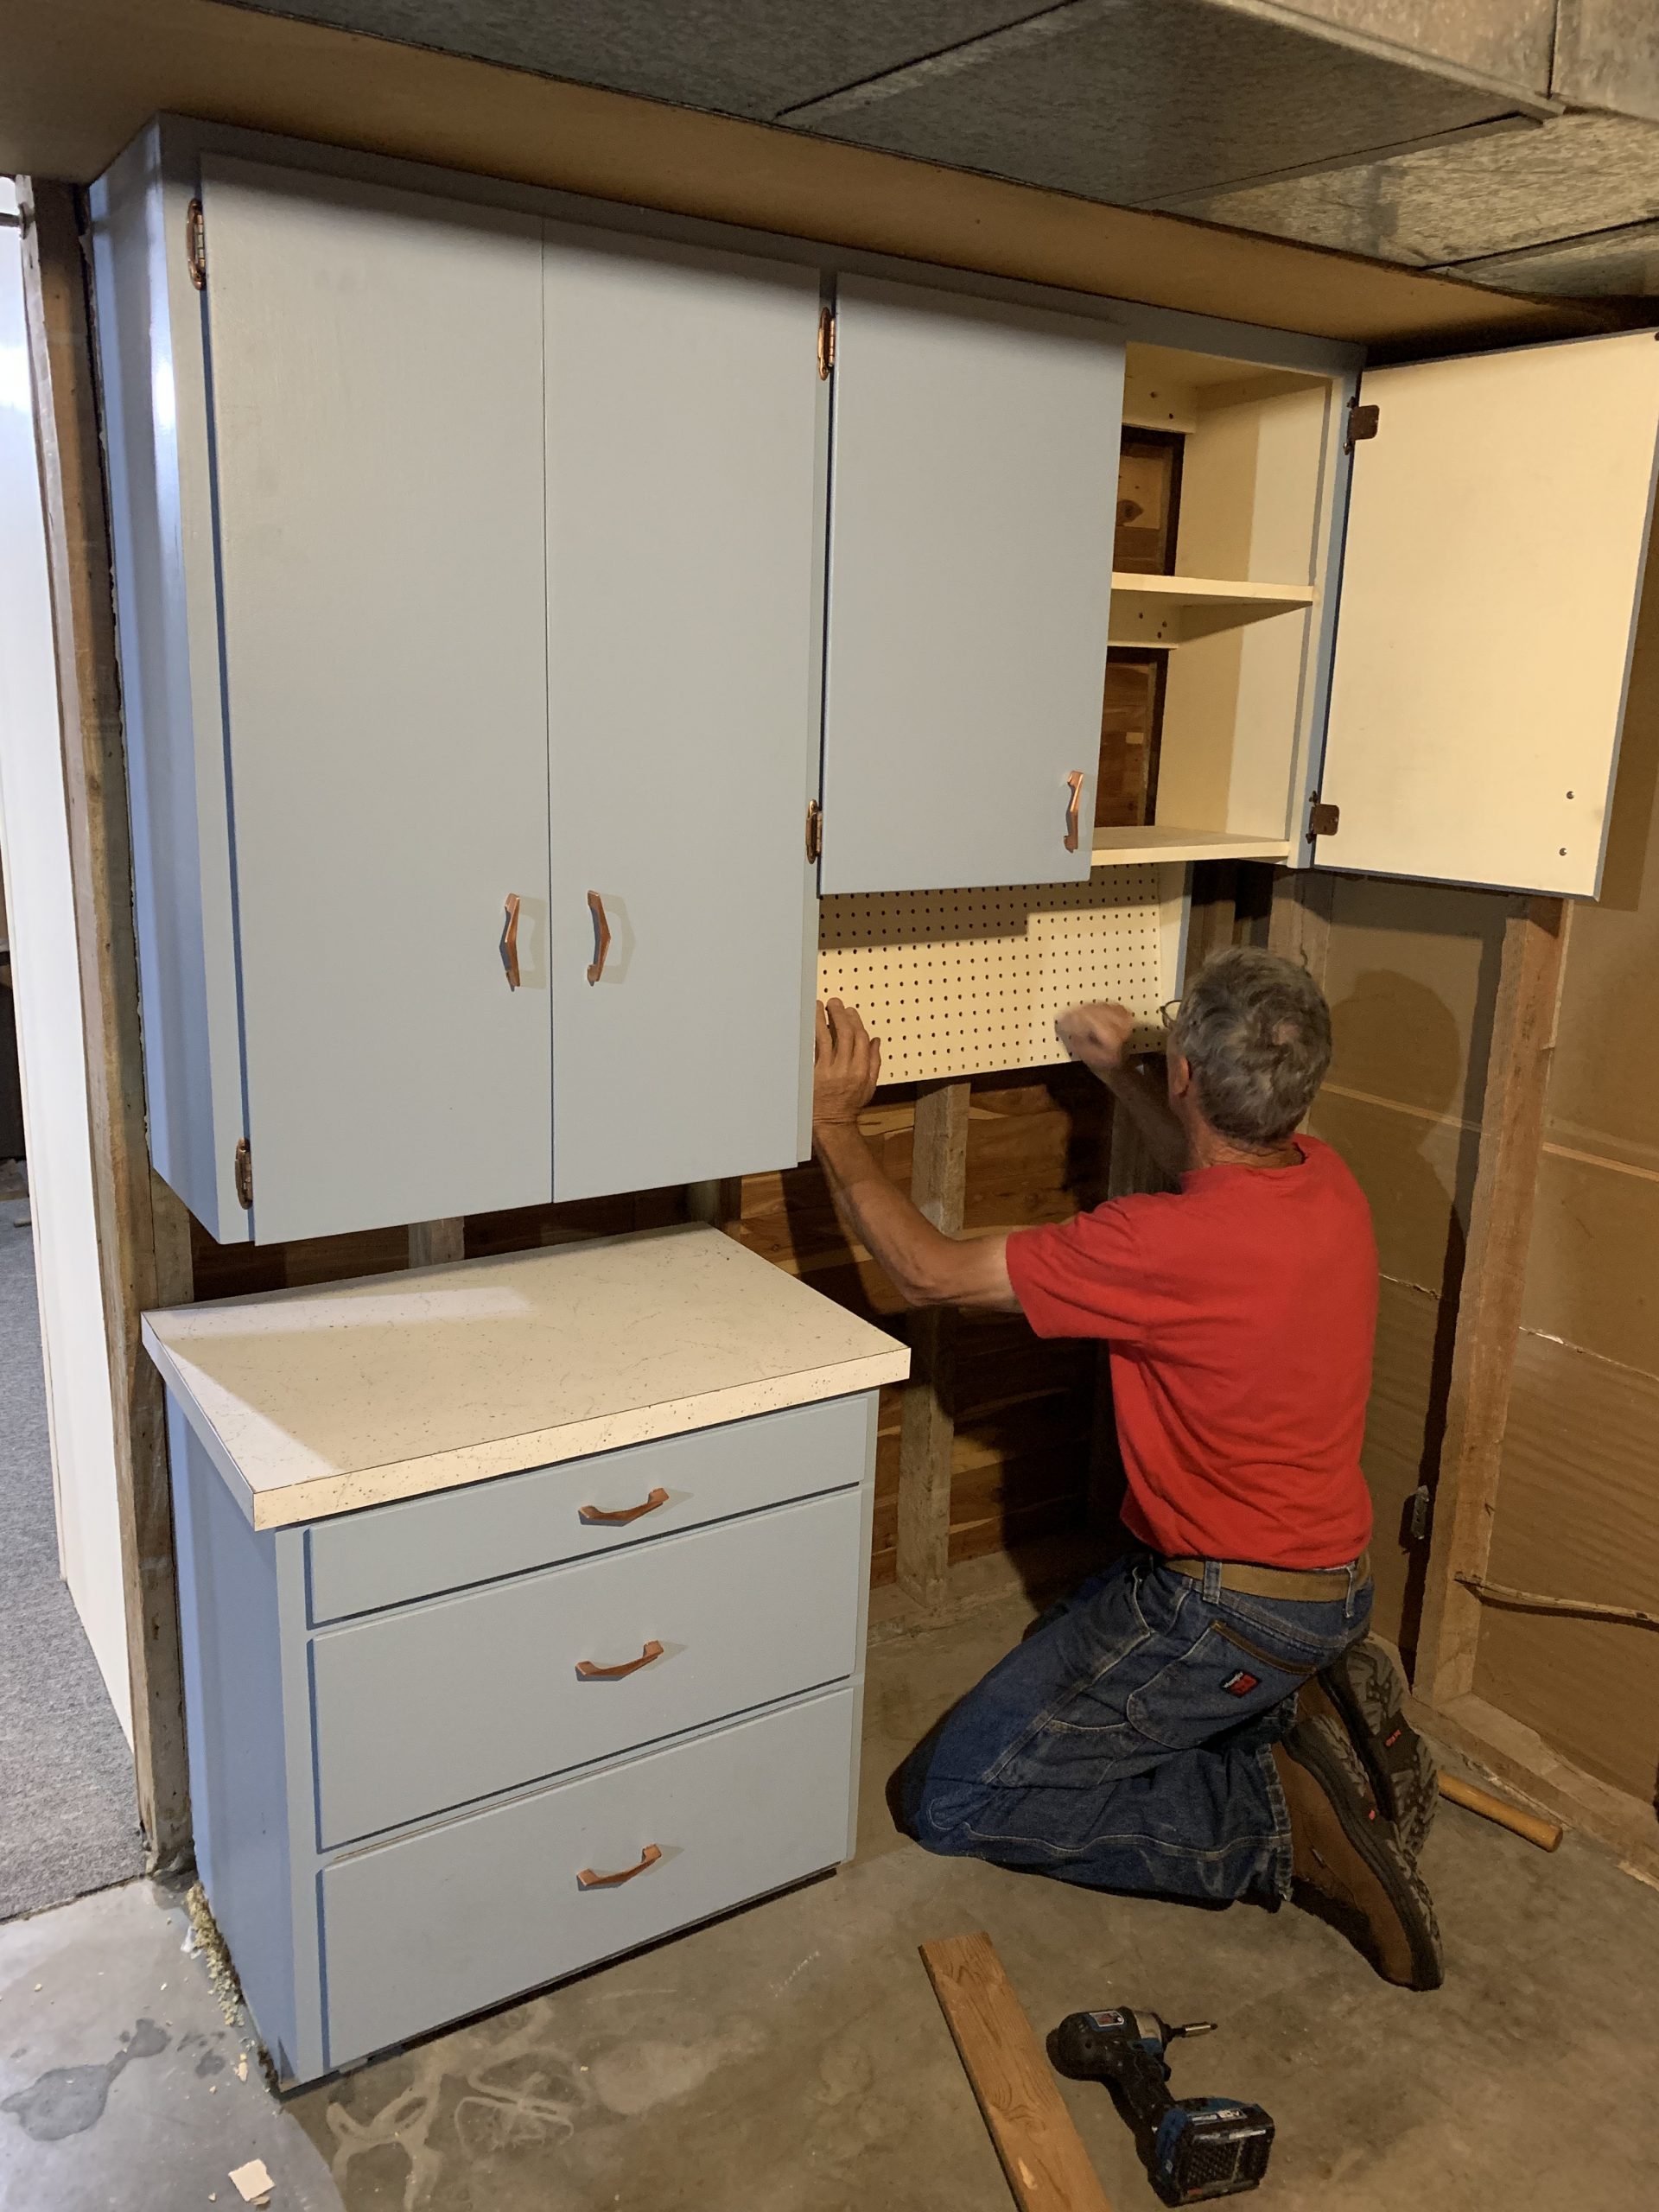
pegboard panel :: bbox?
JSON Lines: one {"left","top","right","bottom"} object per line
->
{"left": 818, "top": 864, "right": 1185, "bottom": 1084}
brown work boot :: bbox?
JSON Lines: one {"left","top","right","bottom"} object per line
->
{"left": 1272, "top": 1716, "right": 1444, "bottom": 1991}
{"left": 1299, "top": 1639, "right": 1439, "bottom": 1859}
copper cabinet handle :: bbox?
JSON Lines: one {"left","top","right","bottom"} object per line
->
{"left": 499, "top": 893, "right": 522, "bottom": 989}
{"left": 575, "top": 1638, "right": 664, "bottom": 1681}
{"left": 586, "top": 891, "right": 611, "bottom": 985}
{"left": 1064, "top": 772, "right": 1085, "bottom": 853}
{"left": 578, "top": 1486, "right": 670, "bottom": 1527}
{"left": 577, "top": 1842, "right": 663, "bottom": 1891}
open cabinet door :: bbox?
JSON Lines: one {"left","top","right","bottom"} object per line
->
{"left": 1317, "top": 332, "right": 1659, "bottom": 897}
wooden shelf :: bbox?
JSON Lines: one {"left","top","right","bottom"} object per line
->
{"left": 1108, "top": 572, "right": 1315, "bottom": 647}
{"left": 1090, "top": 827, "right": 1294, "bottom": 868}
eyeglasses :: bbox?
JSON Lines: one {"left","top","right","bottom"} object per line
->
{"left": 1160, "top": 1000, "right": 1182, "bottom": 1031}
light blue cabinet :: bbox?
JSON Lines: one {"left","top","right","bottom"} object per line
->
{"left": 92, "top": 132, "right": 823, "bottom": 1242}
{"left": 168, "top": 1389, "right": 880, "bottom": 2084}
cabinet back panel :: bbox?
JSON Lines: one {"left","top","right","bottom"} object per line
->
{"left": 820, "top": 278, "right": 1122, "bottom": 894}
{"left": 543, "top": 230, "right": 821, "bottom": 1200}
{"left": 1321, "top": 331, "right": 1659, "bottom": 896}
{"left": 200, "top": 157, "right": 553, "bottom": 1241}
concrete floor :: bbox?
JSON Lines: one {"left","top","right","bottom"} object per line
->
{"left": 4, "top": 1587, "right": 1659, "bottom": 2212}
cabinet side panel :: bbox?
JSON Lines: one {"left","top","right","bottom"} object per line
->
{"left": 544, "top": 231, "right": 821, "bottom": 1200}
{"left": 200, "top": 156, "right": 552, "bottom": 1241}
{"left": 90, "top": 131, "right": 247, "bottom": 1238}
{"left": 169, "top": 1404, "right": 304, "bottom": 2071}
{"left": 820, "top": 278, "right": 1122, "bottom": 894}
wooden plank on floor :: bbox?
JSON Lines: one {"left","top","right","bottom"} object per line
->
{"left": 897, "top": 1077, "right": 969, "bottom": 1615}
{"left": 920, "top": 1931, "right": 1114, "bottom": 2212}
{"left": 21, "top": 178, "right": 192, "bottom": 1866}
{"left": 1414, "top": 897, "right": 1567, "bottom": 1709}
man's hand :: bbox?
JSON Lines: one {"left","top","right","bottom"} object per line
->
{"left": 814, "top": 998, "right": 882, "bottom": 1128}
{"left": 1055, "top": 1001, "right": 1136, "bottom": 1079}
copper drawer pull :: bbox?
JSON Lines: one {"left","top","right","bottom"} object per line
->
{"left": 577, "top": 1843, "right": 662, "bottom": 1891}
{"left": 575, "top": 1638, "right": 664, "bottom": 1681}
{"left": 1064, "top": 771, "right": 1084, "bottom": 853}
{"left": 586, "top": 891, "right": 611, "bottom": 984}
{"left": 499, "top": 893, "right": 522, "bottom": 989}
{"left": 578, "top": 1486, "right": 670, "bottom": 1527}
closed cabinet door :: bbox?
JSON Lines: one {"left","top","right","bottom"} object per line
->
{"left": 1317, "top": 330, "right": 1659, "bottom": 896}
{"left": 543, "top": 229, "right": 823, "bottom": 1200}
{"left": 819, "top": 277, "right": 1123, "bottom": 894}
{"left": 200, "top": 157, "right": 552, "bottom": 1243}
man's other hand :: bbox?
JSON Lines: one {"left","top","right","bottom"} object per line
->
{"left": 1056, "top": 1001, "right": 1135, "bottom": 1077}
{"left": 814, "top": 999, "right": 882, "bottom": 1128}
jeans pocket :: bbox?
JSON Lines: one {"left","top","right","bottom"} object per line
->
{"left": 1123, "top": 1619, "right": 1320, "bottom": 1751}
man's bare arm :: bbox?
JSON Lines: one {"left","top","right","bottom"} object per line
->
{"left": 1055, "top": 1003, "right": 1189, "bottom": 1181}
{"left": 812, "top": 1001, "right": 1019, "bottom": 1312}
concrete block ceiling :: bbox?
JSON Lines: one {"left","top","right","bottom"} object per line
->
{"left": 215, "top": 1, "right": 1659, "bottom": 296}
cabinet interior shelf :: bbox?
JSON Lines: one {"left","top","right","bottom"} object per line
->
{"left": 1091, "top": 827, "right": 1294, "bottom": 868}
{"left": 1108, "top": 573, "right": 1316, "bottom": 647}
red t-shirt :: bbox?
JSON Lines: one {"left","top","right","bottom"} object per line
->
{"left": 1004, "top": 1135, "right": 1376, "bottom": 1569}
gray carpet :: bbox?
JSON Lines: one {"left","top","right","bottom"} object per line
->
{"left": 0, "top": 1189, "right": 145, "bottom": 1918}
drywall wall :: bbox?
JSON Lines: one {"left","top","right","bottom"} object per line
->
{"left": 1472, "top": 549, "right": 1659, "bottom": 1802}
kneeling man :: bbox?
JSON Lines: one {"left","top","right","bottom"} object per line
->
{"left": 812, "top": 947, "right": 1440, "bottom": 1989}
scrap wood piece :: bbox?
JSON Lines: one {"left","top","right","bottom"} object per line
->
{"left": 1455, "top": 1573, "right": 1659, "bottom": 1631}
{"left": 1437, "top": 1773, "right": 1563, "bottom": 1853}
{"left": 920, "top": 1932, "right": 1114, "bottom": 2212}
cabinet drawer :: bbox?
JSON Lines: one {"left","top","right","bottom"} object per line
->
{"left": 305, "top": 1393, "right": 873, "bottom": 1624}
{"left": 310, "top": 1486, "right": 865, "bottom": 1847}
{"left": 321, "top": 1685, "right": 854, "bottom": 2068}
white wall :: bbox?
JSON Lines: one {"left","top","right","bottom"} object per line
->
{"left": 0, "top": 183, "right": 131, "bottom": 1741}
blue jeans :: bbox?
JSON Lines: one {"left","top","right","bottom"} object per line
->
{"left": 895, "top": 1552, "right": 1372, "bottom": 1904}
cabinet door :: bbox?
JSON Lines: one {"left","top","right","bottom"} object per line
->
{"left": 543, "top": 230, "right": 823, "bottom": 1201}
{"left": 1318, "top": 332, "right": 1659, "bottom": 896}
{"left": 819, "top": 278, "right": 1122, "bottom": 894}
{"left": 200, "top": 158, "right": 551, "bottom": 1241}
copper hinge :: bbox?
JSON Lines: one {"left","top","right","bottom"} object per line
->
{"left": 186, "top": 198, "right": 207, "bottom": 290}
{"left": 804, "top": 797, "right": 823, "bottom": 862}
{"left": 817, "top": 307, "right": 836, "bottom": 381}
{"left": 1308, "top": 799, "right": 1340, "bottom": 838}
{"left": 1344, "top": 397, "right": 1378, "bottom": 453}
{"left": 233, "top": 1136, "right": 253, "bottom": 1210}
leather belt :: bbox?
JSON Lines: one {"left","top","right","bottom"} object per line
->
{"left": 1162, "top": 1550, "right": 1371, "bottom": 1602}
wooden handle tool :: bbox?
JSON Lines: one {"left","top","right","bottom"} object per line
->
{"left": 1438, "top": 1772, "right": 1563, "bottom": 1852}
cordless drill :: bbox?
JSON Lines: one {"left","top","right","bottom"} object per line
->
{"left": 1047, "top": 2008, "right": 1274, "bottom": 2205}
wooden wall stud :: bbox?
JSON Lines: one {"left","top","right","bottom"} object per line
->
{"left": 896, "top": 1077, "right": 970, "bottom": 1613}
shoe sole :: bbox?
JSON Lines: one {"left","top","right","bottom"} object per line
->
{"left": 1317, "top": 1642, "right": 1438, "bottom": 1858}
{"left": 1277, "top": 1719, "right": 1444, "bottom": 1991}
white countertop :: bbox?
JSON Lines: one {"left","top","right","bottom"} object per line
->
{"left": 143, "top": 1224, "right": 909, "bottom": 1529}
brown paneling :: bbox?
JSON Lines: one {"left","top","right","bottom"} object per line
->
{"left": 1, "top": 3, "right": 1608, "bottom": 350}
{"left": 1473, "top": 1332, "right": 1659, "bottom": 1803}
{"left": 1306, "top": 1088, "right": 1474, "bottom": 1297}
{"left": 1521, "top": 1148, "right": 1659, "bottom": 1376}
{"left": 1321, "top": 874, "right": 1509, "bottom": 1123}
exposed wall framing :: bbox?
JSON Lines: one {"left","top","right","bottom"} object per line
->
{"left": 21, "top": 180, "right": 195, "bottom": 1862}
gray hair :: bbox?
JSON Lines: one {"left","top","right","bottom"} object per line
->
{"left": 1170, "top": 946, "right": 1332, "bottom": 1147}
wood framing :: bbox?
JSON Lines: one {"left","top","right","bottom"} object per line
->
{"left": 1412, "top": 896, "right": 1567, "bottom": 1710}
{"left": 408, "top": 1218, "right": 466, "bottom": 1268}
{"left": 20, "top": 179, "right": 193, "bottom": 1865}
{"left": 1267, "top": 864, "right": 1335, "bottom": 984}
{"left": 896, "top": 1078, "right": 970, "bottom": 1614}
